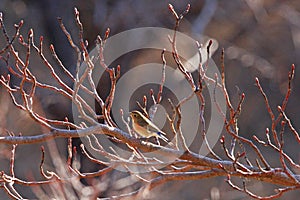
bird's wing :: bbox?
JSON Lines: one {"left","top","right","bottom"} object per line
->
{"left": 142, "top": 116, "right": 169, "bottom": 142}
{"left": 136, "top": 112, "right": 168, "bottom": 137}
{"left": 145, "top": 121, "right": 166, "bottom": 135}
{"left": 137, "top": 114, "right": 164, "bottom": 134}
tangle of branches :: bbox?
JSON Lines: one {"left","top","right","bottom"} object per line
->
{"left": 0, "top": 4, "right": 299, "bottom": 199}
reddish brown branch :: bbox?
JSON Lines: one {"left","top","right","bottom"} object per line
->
{"left": 0, "top": 5, "right": 299, "bottom": 199}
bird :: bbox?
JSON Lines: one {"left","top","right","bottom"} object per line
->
{"left": 129, "top": 110, "right": 169, "bottom": 143}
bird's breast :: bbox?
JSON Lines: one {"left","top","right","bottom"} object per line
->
{"left": 133, "top": 123, "right": 154, "bottom": 137}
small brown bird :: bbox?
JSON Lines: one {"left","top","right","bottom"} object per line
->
{"left": 130, "top": 110, "right": 168, "bottom": 142}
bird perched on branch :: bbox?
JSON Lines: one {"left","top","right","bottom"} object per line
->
{"left": 130, "top": 110, "right": 169, "bottom": 143}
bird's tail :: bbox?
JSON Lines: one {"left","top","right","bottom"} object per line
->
{"left": 156, "top": 132, "right": 169, "bottom": 143}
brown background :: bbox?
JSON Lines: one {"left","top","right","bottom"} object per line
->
{"left": 0, "top": 0, "right": 300, "bottom": 199}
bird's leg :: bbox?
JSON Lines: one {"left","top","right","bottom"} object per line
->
{"left": 155, "top": 137, "right": 161, "bottom": 146}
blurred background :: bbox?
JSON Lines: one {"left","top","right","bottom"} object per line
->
{"left": 0, "top": 0, "right": 300, "bottom": 199}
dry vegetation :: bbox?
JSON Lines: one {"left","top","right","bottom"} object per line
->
{"left": 0, "top": 3, "right": 300, "bottom": 200}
